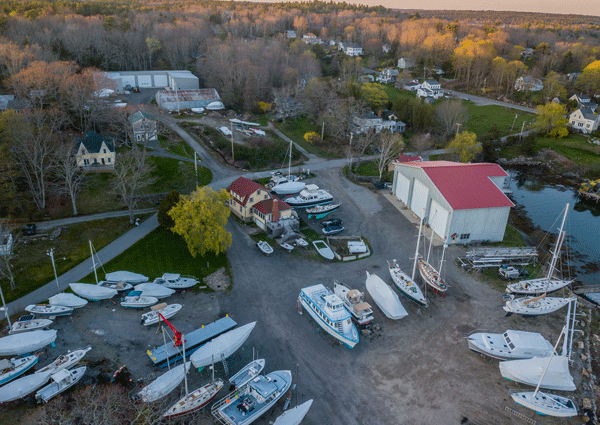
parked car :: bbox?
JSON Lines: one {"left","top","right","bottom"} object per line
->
{"left": 23, "top": 223, "right": 37, "bottom": 236}
{"left": 374, "top": 181, "right": 386, "bottom": 189}
{"left": 321, "top": 218, "right": 342, "bottom": 228}
{"left": 322, "top": 224, "right": 344, "bottom": 236}
{"left": 498, "top": 265, "right": 528, "bottom": 280}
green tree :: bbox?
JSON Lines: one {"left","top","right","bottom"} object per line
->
{"left": 360, "top": 83, "right": 388, "bottom": 110}
{"left": 448, "top": 131, "right": 481, "bottom": 163}
{"left": 158, "top": 190, "right": 181, "bottom": 229}
{"left": 169, "top": 187, "right": 232, "bottom": 258}
{"left": 575, "top": 61, "right": 600, "bottom": 95}
{"left": 534, "top": 103, "right": 569, "bottom": 138}
{"left": 541, "top": 72, "right": 566, "bottom": 102}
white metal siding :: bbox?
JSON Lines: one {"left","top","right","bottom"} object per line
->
{"left": 411, "top": 180, "right": 429, "bottom": 218}
{"left": 121, "top": 76, "right": 136, "bottom": 87}
{"left": 449, "top": 207, "right": 510, "bottom": 243}
{"left": 153, "top": 75, "right": 168, "bottom": 87}
{"left": 429, "top": 200, "right": 449, "bottom": 240}
{"left": 137, "top": 75, "right": 152, "bottom": 87}
{"left": 395, "top": 174, "right": 410, "bottom": 205}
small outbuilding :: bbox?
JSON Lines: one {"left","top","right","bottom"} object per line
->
{"left": 392, "top": 161, "right": 513, "bottom": 244}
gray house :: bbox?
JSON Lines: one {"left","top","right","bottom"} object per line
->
{"left": 392, "top": 161, "right": 513, "bottom": 244}
{"left": 350, "top": 113, "right": 405, "bottom": 134}
{"left": 128, "top": 111, "right": 157, "bottom": 142}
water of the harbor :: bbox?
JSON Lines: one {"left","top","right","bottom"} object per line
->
{"left": 507, "top": 168, "right": 600, "bottom": 287}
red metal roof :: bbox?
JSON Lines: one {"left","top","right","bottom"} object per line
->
{"left": 252, "top": 197, "right": 292, "bottom": 215}
{"left": 228, "top": 177, "right": 266, "bottom": 207}
{"left": 401, "top": 161, "right": 514, "bottom": 210}
{"left": 394, "top": 154, "right": 422, "bottom": 164}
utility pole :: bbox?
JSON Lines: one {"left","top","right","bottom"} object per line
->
{"left": 194, "top": 152, "right": 198, "bottom": 190}
{"left": 47, "top": 247, "right": 60, "bottom": 292}
{"left": 321, "top": 122, "right": 325, "bottom": 140}
{"left": 511, "top": 113, "right": 518, "bottom": 132}
{"left": 0, "top": 282, "right": 12, "bottom": 329}
{"left": 230, "top": 121, "right": 235, "bottom": 163}
{"left": 520, "top": 121, "right": 527, "bottom": 139}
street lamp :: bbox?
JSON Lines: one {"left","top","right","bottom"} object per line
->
{"left": 520, "top": 121, "right": 528, "bottom": 139}
{"left": 47, "top": 247, "right": 60, "bottom": 292}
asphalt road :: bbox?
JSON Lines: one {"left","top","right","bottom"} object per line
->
{"left": 15, "top": 167, "right": 580, "bottom": 425}
{"left": 447, "top": 89, "right": 539, "bottom": 114}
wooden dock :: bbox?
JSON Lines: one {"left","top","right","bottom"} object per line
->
{"left": 147, "top": 316, "right": 237, "bottom": 368}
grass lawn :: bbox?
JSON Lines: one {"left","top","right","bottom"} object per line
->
{"left": 146, "top": 157, "right": 211, "bottom": 194}
{"left": 373, "top": 82, "right": 416, "bottom": 104}
{"left": 492, "top": 224, "right": 527, "bottom": 247}
{"left": 463, "top": 104, "right": 532, "bottom": 137}
{"left": 2, "top": 216, "right": 149, "bottom": 303}
{"left": 354, "top": 161, "right": 379, "bottom": 177}
{"left": 536, "top": 134, "right": 600, "bottom": 166}
{"left": 77, "top": 227, "right": 228, "bottom": 288}
{"left": 276, "top": 117, "right": 342, "bottom": 158}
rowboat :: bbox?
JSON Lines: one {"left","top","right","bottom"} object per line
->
{"left": 0, "top": 355, "right": 38, "bottom": 386}
{"left": 257, "top": 241, "right": 273, "bottom": 255}
{"left": 295, "top": 238, "right": 308, "bottom": 247}
{"left": 25, "top": 304, "right": 73, "bottom": 317}
{"left": 0, "top": 330, "right": 58, "bottom": 356}
{"left": 312, "top": 240, "right": 334, "bottom": 260}
{"left": 69, "top": 283, "right": 117, "bottom": 301}
{"left": 280, "top": 243, "right": 294, "bottom": 251}
{"left": 140, "top": 303, "right": 182, "bottom": 326}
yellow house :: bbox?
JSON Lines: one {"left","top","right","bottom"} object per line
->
{"left": 228, "top": 177, "right": 292, "bottom": 230}
{"left": 75, "top": 132, "right": 116, "bottom": 168}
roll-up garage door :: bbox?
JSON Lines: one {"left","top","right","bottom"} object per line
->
{"left": 137, "top": 75, "right": 152, "bottom": 87}
{"left": 429, "top": 200, "right": 449, "bottom": 240}
{"left": 410, "top": 179, "right": 428, "bottom": 218}
{"left": 395, "top": 174, "right": 410, "bottom": 205}
{"left": 153, "top": 75, "right": 168, "bottom": 87}
{"left": 121, "top": 76, "right": 136, "bottom": 88}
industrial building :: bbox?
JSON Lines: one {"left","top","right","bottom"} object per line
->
{"left": 391, "top": 161, "right": 514, "bottom": 244}
{"left": 101, "top": 70, "right": 199, "bottom": 93}
{"left": 155, "top": 88, "right": 221, "bottom": 111}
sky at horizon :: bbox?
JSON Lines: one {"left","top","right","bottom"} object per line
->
{"left": 263, "top": 0, "right": 600, "bottom": 18}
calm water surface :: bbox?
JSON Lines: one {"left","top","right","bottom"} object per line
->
{"left": 508, "top": 169, "right": 600, "bottom": 287}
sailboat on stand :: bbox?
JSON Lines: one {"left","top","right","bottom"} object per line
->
{"left": 271, "top": 139, "right": 305, "bottom": 195}
{"left": 417, "top": 210, "right": 448, "bottom": 295}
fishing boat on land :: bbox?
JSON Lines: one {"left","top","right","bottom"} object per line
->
{"left": 506, "top": 205, "right": 573, "bottom": 295}
{"left": 0, "top": 330, "right": 58, "bottom": 356}
{"left": 387, "top": 260, "right": 427, "bottom": 307}
{"left": 190, "top": 322, "right": 257, "bottom": 368}
{"left": 312, "top": 240, "right": 334, "bottom": 260}
{"left": 333, "top": 282, "right": 374, "bottom": 325}
{"left": 467, "top": 330, "right": 554, "bottom": 361}
{"left": 503, "top": 294, "right": 575, "bottom": 316}
{"left": 0, "top": 355, "right": 38, "bottom": 386}
{"left": 153, "top": 273, "right": 198, "bottom": 290}
{"left": 211, "top": 370, "right": 292, "bottom": 425}
{"left": 365, "top": 271, "right": 408, "bottom": 320}
{"left": 120, "top": 291, "right": 158, "bottom": 308}
{"left": 35, "top": 366, "right": 86, "bottom": 403}
{"left": 134, "top": 283, "right": 175, "bottom": 299}
{"left": 69, "top": 283, "right": 117, "bottom": 301}
{"left": 24, "top": 304, "right": 73, "bottom": 317}
{"left": 229, "top": 359, "right": 266, "bottom": 389}
{"left": 284, "top": 185, "right": 333, "bottom": 208}
{"left": 0, "top": 371, "right": 52, "bottom": 402}
{"left": 272, "top": 399, "right": 314, "bottom": 425}
{"left": 48, "top": 293, "right": 88, "bottom": 309}
{"left": 138, "top": 362, "right": 191, "bottom": 402}
{"left": 298, "top": 284, "right": 359, "bottom": 348}
{"left": 10, "top": 316, "right": 53, "bottom": 334}
{"left": 306, "top": 203, "right": 340, "bottom": 217}
{"left": 257, "top": 241, "right": 273, "bottom": 255}
{"left": 35, "top": 346, "right": 92, "bottom": 375}
{"left": 141, "top": 303, "right": 182, "bottom": 326}
{"left": 105, "top": 271, "right": 148, "bottom": 283}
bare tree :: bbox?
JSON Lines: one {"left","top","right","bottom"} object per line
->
{"left": 410, "top": 133, "right": 434, "bottom": 156}
{"left": 377, "top": 132, "right": 405, "bottom": 180}
{"left": 54, "top": 137, "right": 87, "bottom": 216}
{"left": 352, "top": 129, "right": 378, "bottom": 170}
{"left": 0, "top": 227, "right": 18, "bottom": 290}
{"left": 434, "top": 100, "right": 469, "bottom": 139}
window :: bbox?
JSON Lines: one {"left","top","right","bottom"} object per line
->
{"left": 264, "top": 195, "right": 268, "bottom": 199}
{"left": 103, "top": 149, "right": 107, "bottom": 153}
{"left": 83, "top": 158, "right": 89, "bottom": 166}
{"left": 249, "top": 197, "right": 253, "bottom": 203}
{"left": 107, "top": 157, "right": 111, "bottom": 163}
{"left": 137, "top": 134, "right": 142, "bottom": 141}
{"left": 239, "top": 206, "right": 242, "bottom": 212}
{"left": 101, "top": 158, "right": 105, "bottom": 165}
{"left": 460, "top": 233, "right": 470, "bottom": 240}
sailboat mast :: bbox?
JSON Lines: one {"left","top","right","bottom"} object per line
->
{"left": 546, "top": 204, "right": 569, "bottom": 281}
{"left": 411, "top": 214, "right": 424, "bottom": 281}
{"left": 182, "top": 339, "right": 188, "bottom": 396}
{"left": 533, "top": 327, "right": 565, "bottom": 398}
{"left": 161, "top": 327, "right": 171, "bottom": 371}
{"left": 438, "top": 240, "right": 448, "bottom": 279}
{"left": 89, "top": 240, "right": 98, "bottom": 284}
{"left": 288, "top": 139, "right": 292, "bottom": 177}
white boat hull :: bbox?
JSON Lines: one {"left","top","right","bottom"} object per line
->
{"left": 299, "top": 297, "right": 357, "bottom": 348}
{"left": 312, "top": 240, "right": 334, "bottom": 260}
{"left": 69, "top": 283, "right": 117, "bottom": 301}
{"left": 105, "top": 271, "right": 148, "bottom": 283}
{"left": 134, "top": 283, "right": 175, "bottom": 299}
{"left": 121, "top": 296, "right": 158, "bottom": 308}
{"left": 0, "top": 355, "right": 39, "bottom": 386}
{"left": 36, "top": 366, "right": 86, "bottom": 403}
{"left": 10, "top": 318, "right": 53, "bottom": 334}
{"left": 499, "top": 356, "right": 576, "bottom": 391}
{"left": 273, "top": 399, "right": 313, "bottom": 425}
{"left": 98, "top": 281, "right": 133, "bottom": 292}
{"left": 511, "top": 391, "right": 578, "bottom": 417}
{"left": 365, "top": 272, "right": 408, "bottom": 320}
{"left": 503, "top": 296, "right": 574, "bottom": 316}
{"left": 141, "top": 304, "right": 182, "bottom": 326}
{"left": 388, "top": 260, "right": 427, "bottom": 306}
{"left": 271, "top": 181, "right": 305, "bottom": 195}
{"left": 48, "top": 293, "right": 88, "bottom": 309}
{"left": 257, "top": 241, "right": 273, "bottom": 255}
{"left": 163, "top": 379, "right": 224, "bottom": 418}
{"left": 229, "top": 359, "right": 265, "bottom": 389}
{"left": 35, "top": 346, "right": 92, "bottom": 375}
{"left": 138, "top": 362, "right": 190, "bottom": 402}
{"left": 25, "top": 304, "right": 73, "bottom": 317}
{"left": 0, "top": 330, "right": 58, "bottom": 356}
{"left": 466, "top": 331, "right": 553, "bottom": 361}
{"left": 0, "top": 371, "right": 52, "bottom": 402}
{"left": 506, "top": 278, "right": 574, "bottom": 295}
{"left": 190, "top": 322, "right": 256, "bottom": 368}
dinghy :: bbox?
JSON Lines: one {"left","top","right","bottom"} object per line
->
{"left": 273, "top": 399, "right": 314, "bottom": 425}
{"left": 104, "top": 271, "right": 148, "bottom": 283}
{"left": 140, "top": 303, "right": 182, "bottom": 326}
{"left": 134, "top": 283, "right": 175, "bottom": 299}
{"left": 295, "top": 238, "right": 308, "bottom": 247}
{"left": 0, "top": 330, "right": 57, "bottom": 356}
{"left": 280, "top": 243, "right": 294, "bottom": 251}
{"left": 138, "top": 362, "right": 191, "bottom": 402}
{"left": 120, "top": 291, "right": 158, "bottom": 308}
{"left": 190, "top": 322, "right": 256, "bottom": 368}
{"left": 97, "top": 280, "right": 133, "bottom": 292}
{"left": 69, "top": 283, "right": 117, "bottom": 301}
{"left": 48, "top": 293, "right": 88, "bottom": 309}
{"left": 0, "top": 355, "right": 38, "bottom": 386}
{"left": 10, "top": 316, "right": 53, "bottom": 334}
{"left": 36, "top": 366, "right": 86, "bottom": 403}
{"left": 25, "top": 304, "right": 73, "bottom": 317}
{"left": 257, "top": 241, "right": 273, "bottom": 256}
{"left": 503, "top": 294, "right": 575, "bottom": 316}
{"left": 365, "top": 271, "right": 408, "bottom": 320}
{"left": 312, "top": 240, "right": 334, "bottom": 260}
{"left": 229, "top": 359, "right": 265, "bottom": 389}
{"left": 0, "top": 371, "right": 52, "bottom": 402}
{"left": 153, "top": 273, "right": 198, "bottom": 290}
{"left": 387, "top": 260, "right": 427, "bottom": 307}
{"left": 35, "top": 346, "right": 92, "bottom": 375}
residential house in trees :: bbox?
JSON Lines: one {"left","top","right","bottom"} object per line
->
{"left": 382, "top": 44, "right": 391, "bottom": 53}
{"left": 514, "top": 76, "right": 543, "bottom": 92}
{"left": 567, "top": 72, "right": 582, "bottom": 82}
{"left": 302, "top": 33, "right": 321, "bottom": 45}
{"left": 417, "top": 80, "right": 442, "bottom": 99}
{"left": 570, "top": 93, "right": 598, "bottom": 111}
{"left": 402, "top": 81, "right": 421, "bottom": 92}
{"left": 569, "top": 108, "right": 600, "bottom": 134}
{"left": 128, "top": 111, "right": 157, "bottom": 142}
{"left": 350, "top": 112, "right": 405, "bottom": 134}
{"left": 397, "top": 57, "right": 415, "bottom": 69}
{"left": 521, "top": 48, "right": 534, "bottom": 58}
{"left": 75, "top": 132, "right": 115, "bottom": 168}
{"left": 343, "top": 43, "right": 363, "bottom": 57}
{"left": 376, "top": 68, "right": 400, "bottom": 84}
{"left": 286, "top": 30, "right": 296, "bottom": 38}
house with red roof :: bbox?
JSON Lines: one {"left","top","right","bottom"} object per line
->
{"left": 228, "top": 177, "right": 293, "bottom": 231}
{"left": 392, "top": 161, "right": 514, "bottom": 244}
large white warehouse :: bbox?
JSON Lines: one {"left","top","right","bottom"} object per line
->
{"left": 392, "top": 161, "right": 514, "bottom": 244}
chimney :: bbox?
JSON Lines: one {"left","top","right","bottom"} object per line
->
{"left": 378, "top": 110, "right": 382, "bottom": 118}
{"left": 272, "top": 198, "right": 280, "bottom": 222}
